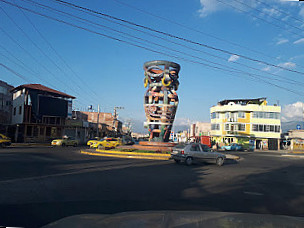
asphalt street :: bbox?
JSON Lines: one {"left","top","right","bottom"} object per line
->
{"left": 0, "top": 146, "right": 303, "bottom": 227}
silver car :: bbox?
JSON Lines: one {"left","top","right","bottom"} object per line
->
{"left": 171, "top": 143, "right": 226, "bottom": 166}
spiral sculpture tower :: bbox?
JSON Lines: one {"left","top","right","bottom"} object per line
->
{"left": 143, "top": 60, "right": 180, "bottom": 142}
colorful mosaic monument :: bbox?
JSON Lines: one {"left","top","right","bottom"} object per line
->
{"left": 143, "top": 60, "right": 180, "bottom": 143}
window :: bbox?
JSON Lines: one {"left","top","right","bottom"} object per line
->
{"left": 190, "top": 144, "right": 200, "bottom": 151}
{"left": 19, "top": 106, "right": 22, "bottom": 115}
{"left": 252, "top": 112, "right": 258, "bottom": 118}
{"left": 238, "top": 112, "right": 245, "bottom": 118}
{"left": 264, "top": 112, "right": 270, "bottom": 119}
{"left": 225, "top": 112, "right": 229, "bottom": 118}
{"left": 225, "top": 124, "right": 229, "bottom": 131}
{"left": 270, "top": 125, "right": 274, "bottom": 132}
{"left": 211, "top": 112, "right": 219, "bottom": 119}
{"left": 13, "top": 107, "right": 16, "bottom": 116}
{"left": 238, "top": 124, "right": 245, "bottom": 131}
{"left": 258, "top": 112, "right": 264, "bottom": 118}
{"left": 259, "top": 125, "right": 263, "bottom": 132}
{"left": 265, "top": 125, "right": 270, "bottom": 132}
{"left": 252, "top": 124, "right": 258, "bottom": 131}
{"left": 200, "top": 144, "right": 211, "bottom": 152}
{"left": 269, "top": 112, "right": 274, "bottom": 119}
{"left": 275, "top": 126, "right": 280, "bottom": 133}
{"left": 211, "top": 124, "right": 220, "bottom": 131}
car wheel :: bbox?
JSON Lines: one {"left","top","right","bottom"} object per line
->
{"left": 98, "top": 145, "right": 103, "bottom": 150}
{"left": 174, "top": 159, "right": 180, "bottom": 164}
{"left": 0, "top": 143, "right": 4, "bottom": 148}
{"left": 73, "top": 143, "right": 77, "bottom": 147}
{"left": 185, "top": 157, "right": 193, "bottom": 166}
{"left": 62, "top": 143, "right": 66, "bottom": 147}
{"left": 216, "top": 157, "right": 224, "bottom": 166}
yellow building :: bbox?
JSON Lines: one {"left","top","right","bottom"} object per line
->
{"left": 210, "top": 98, "right": 281, "bottom": 150}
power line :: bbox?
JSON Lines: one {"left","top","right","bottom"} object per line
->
{"left": 254, "top": 0, "right": 304, "bottom": 25}
{"left": 111, "top": 0, "right": 304, "bottom": 70}
{"left": 24, "top": 0, "right": 304, "bottom": 87}
{"left": 14, "top": 1, "right": 101, "bottom": 99}
{"left": 215, "top": 0, "right": 302, "bottom": 37}
{"left": 49, "top": 0, "right": 304, "bottom": 76}
{"left": 0, "top": 46, "right": 59, "bottom": 89}
{"left": 3, "top": 1, "right": 304, "bottom": 97}
{"left": 0, "top": 62, "right": 30, "bottom": 82}
{"left": 0, "top": 6, "right": 98, "bottom": 105}
{"left": 111, "top": 0, "right": 279, "bottom": 61}
{"left": 231, "top": 0, "right": 304, "bottom": 33}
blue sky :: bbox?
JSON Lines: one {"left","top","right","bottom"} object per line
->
{"left": 1, "top": 0, "right": 304, "bottom": 132}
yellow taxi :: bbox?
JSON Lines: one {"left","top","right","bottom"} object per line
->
{"left": 0, "top": 134, "right": 11, "bottom": 148}
{"left": 51, "top": 136, "right": 79, "bottom": 147}
{"left": 91, "top": 138, "right": 122, "bottom": 149}
{"left": 86, "top": 137, "right": 101, "bottom": 147}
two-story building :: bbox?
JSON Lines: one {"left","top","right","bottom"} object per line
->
{"left": 0, "top": 80, "right": 13, "bottom": 134}
{"left": 11, "top": 84, "right": 75, "bottom": 143}
{"left": 210, "top": 98, "right": 281, "bottom": 150}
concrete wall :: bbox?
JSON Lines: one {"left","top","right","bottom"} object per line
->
{"left": 11, "top": 91, "right": 24, "bottom": 125}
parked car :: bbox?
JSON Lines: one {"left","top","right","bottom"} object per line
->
{"left": 171, "top": 143, "right": 226, "bottom": 166}
{"left": 51, "top": 136, "right": 79, "bottom": 147}
{"left": 122, "top": 135, "right": 135, "bottom": 145}
{"left": 87, "top": 137, "right": 101, "bottom": 147}
{"left": 91, "top": 138, "right": 122, "bottom": 149}
{"left": 222, "top": 143, "right": 243, "bottom": 151}
{"left": 0, "top": 134, "right": 11, "bottom": 147}
{"left": 241, "top": 141, "right": 255, "bottom": 151}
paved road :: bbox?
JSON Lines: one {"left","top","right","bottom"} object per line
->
{"left": 0, "top": 147, "right": 303, "bottom": 227}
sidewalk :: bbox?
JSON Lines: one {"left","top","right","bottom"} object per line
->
{"left": 9, "top": 143, "right": 51, "bottom": 148}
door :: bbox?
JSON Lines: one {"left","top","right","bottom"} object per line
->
{"left": 189, "top": 144, "right": 202, "bottom": 161}
{"left": 268, "top": 139, "right": 278, "bottom": 150}
{"left": 200, "top": 144, "right": 215, "bottom": 162}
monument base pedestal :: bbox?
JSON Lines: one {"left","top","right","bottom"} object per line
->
{"left": 130, "top": 141, "right": 176, "bottom": 152}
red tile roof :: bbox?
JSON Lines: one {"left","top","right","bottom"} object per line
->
{"left": 12, "top": 84, "right": 75, "bottom": 99}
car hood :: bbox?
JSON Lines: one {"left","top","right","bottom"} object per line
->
{"left": 42, "top": 211, "right": 304, "bottom": 228}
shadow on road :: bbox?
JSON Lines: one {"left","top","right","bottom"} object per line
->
{"left": 0, "top": 151, "right": 303, "bottom": 228}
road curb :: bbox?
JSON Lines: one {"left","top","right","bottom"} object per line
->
{"left": 96, "top": 149, "right": 170, "bottom": 157}
{"left": 81, "top": 150, "right": 170, "bottom": 160}
{"left": 81, "top": 150, "right": 240, "bottom": 161}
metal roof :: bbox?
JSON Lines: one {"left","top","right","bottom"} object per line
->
{"left": 11, "top": 84, "right": 75, "bottom": 99}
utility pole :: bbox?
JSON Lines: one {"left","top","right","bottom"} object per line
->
{"left": 96, "top": 104, "right": 100, "bottom": 137}
{"left": 113, "top": 106, "right": 124, "bottom": 136}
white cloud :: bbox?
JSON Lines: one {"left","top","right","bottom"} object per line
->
{"left": 228, "top": 55, "right": 240, "bottom": 62}
{"left": 293, "top": 38, "right": 304, "bottom": 45}
{"left": 174, "top": 117, "right": 196, "bottom": 126}
{"left": 262, "top": 8, "right": 281, "bottom": 17}
{"left": 262, "top": 66, "right": 271, "bottom": 72}
{"left": 198, "top": 0, "right": 224, "bottom": 17}
{"left": 276, "top": 38, "right": 289, "bottom": 45}
{"left": 299, "top": 7, "right": 304, "bottom": 18}
{"left": 278, "top": 62, "right": 296, "bottom": 68}
{"left": 282, "top": 102, "right": 304, "bottom": 122}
